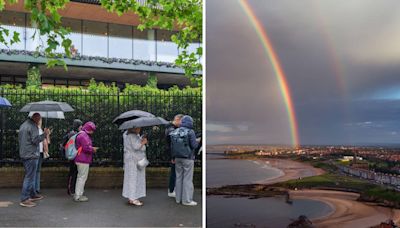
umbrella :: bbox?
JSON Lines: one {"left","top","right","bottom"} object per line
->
{"left": 119, "top": 117, "right": 169, "bottom": 130}
{"left": 0, "top": 97, "right": 11, "bottom": 108}
{"left": 28, "top": 111, "right": 65, "bottom": 119}
{"left": 113, "top": 110, "right": 155, "bottom": 125}
{"left": 20, "top": 100, "right": 74, "bottom": 126}
{"left": 20, "top": 100, "right": 74, "bottom": 112}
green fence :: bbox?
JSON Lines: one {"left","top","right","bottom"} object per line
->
{"left": 0, "top": 88, "right": 202, "bottom": 167}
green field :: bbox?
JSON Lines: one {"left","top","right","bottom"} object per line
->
{"left": 275, "top": 172, "right": 400, "bottom": 207}
{"left": 275, "top": 173, "right": 374, "bottom": 191}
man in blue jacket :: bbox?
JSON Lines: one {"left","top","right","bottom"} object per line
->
{"left": 18, "top": 113, "right": 50, "bottom": 207}
{"left": 165, "top": 114, "right": 183, "bottom": 198}
{"left": 170, "top": 115, "right": 199, "bottom": 206}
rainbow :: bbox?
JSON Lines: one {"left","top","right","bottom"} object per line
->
{"left": 238, "top": 0, "right": 300, "bottom": 147}
{"left": 312, "top": 1, "right": 348, "bottom": 97}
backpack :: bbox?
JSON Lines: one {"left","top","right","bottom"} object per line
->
{"left": 64, "top": 132, "right": 83, "bottom": 160}
{"left": 59, "top": 130, "right": 76, "bottom": 159}
{"left": 169, "top": 128, "right": 193, "bottom": 159}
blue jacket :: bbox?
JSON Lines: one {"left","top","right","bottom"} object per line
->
{"left": 180, "top": 115, "right": 198, "bottom": 159}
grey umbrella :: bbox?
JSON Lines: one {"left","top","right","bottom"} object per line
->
{"left": 118, "top": 117, "right": 169, "bottom": 130}
{"left": 20, "top": 100, "right": 74, "bottom": 112}
{"left": 113, "top": 110, "right": 155, "bottom": 125}
{"left": 20, "top": 100, "right": 74, "bottom": 126}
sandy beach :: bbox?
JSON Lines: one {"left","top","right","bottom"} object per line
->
{"left": 291, "top": 189, "right": 400, "bottom": 228}
{"left": 259, "top": 159, "right": 400, "bottom": 227}
{"left": 255, "top": 159, "right": 325, "bottom": 184}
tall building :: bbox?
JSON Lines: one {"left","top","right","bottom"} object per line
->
{"left": 0, "top": 0, "right": 201, "bottom": 88}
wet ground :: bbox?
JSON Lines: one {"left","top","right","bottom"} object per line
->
{"left": 0, "top": 188, "right": 202, "bottom": 227}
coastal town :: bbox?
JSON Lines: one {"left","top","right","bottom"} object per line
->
{"left": 209, "top": 144, "right": 400, "bottom": 190}
{"left": 207, "top": 144, "right": 400, "bottom": 227}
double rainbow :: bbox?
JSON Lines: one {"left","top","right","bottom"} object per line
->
{"left": 238, "top": 0, "right": 299, "bottom": 147}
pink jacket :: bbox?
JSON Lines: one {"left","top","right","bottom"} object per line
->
{"left": 74, "top": 122, "right": 96, "bottom": 164}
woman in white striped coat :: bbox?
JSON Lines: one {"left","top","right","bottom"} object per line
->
{"left": 122, "top": 127, "right": 148, "bottom": 206}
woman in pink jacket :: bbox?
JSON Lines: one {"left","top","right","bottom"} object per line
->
{"left": 74, "top": 122, "right": 98, "bottom": 202}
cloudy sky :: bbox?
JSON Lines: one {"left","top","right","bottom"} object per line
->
{"left": 206, "top": 0, "right": 400, "bottom": 145}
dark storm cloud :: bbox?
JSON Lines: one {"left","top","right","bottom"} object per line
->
{"left": 206, "top": 0, "right": 400, "bottom": 145}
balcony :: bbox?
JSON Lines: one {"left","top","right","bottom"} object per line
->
{"left": 0, "top": 11, "right": 201, "bottom": 74}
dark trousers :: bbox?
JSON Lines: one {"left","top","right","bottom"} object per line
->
{"left": 67, "top": 160, "right": 78, "bottom": 195}
{"left": 169, "top": 163, "right": 176, "bottom": 193}
{"left": 34, "top": 153, "right": 43, "bottom": 193}
{"left": 21, "top": 158, "right": 38, "bottom": 201}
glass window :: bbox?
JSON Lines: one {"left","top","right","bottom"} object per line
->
{"left": 82, "top": 21, "right": 108, "bottom": 57}
{"left": 0, "top": 11, "right": 25, "bottom": 50}
{"left": 61, "top": 18, "right": 82, "bottom": 55}
{"left": 156, "top": 30, "right": 178, "bottom": 63}
{"left": 133, "top": 28, "right": 156, "bottom": 61}
{"left": 109, "top": 24, "right": 132, "bottom": 59}
{"left": 26, "top": 17, "right": 48, "bottom": 52}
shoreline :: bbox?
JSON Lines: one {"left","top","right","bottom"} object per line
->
{"left": 208, "top": 156, "right": 400, "bottom": 227}
{"left": 255, "top": 158, "right": 325, "bottom": 185}
{"left": 291, "top": 189, "right": 400, "bottom": 228}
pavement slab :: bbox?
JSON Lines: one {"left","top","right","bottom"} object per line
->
{"left": 0, "top": 188, "right": 202, "bottom": 227}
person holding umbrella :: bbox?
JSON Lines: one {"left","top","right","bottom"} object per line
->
{"left": 122, "top": 127, "right": 148, "bottom": 206}
{"left": 34, "top": 118, "right": 50, "bottom": 195}
{"left": 117, "top": 114, "right": 169, "bottom": 206}
{"left": 18, "top": 113, "right": 51, "bottom": 207}
{"left": 74, "top": 121, "right": 98, "bottom": 202}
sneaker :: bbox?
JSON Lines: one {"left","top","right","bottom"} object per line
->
{"left": 182, "top": 201, "right": 197, "bottom": 206}
{"left": 168, "top": 190, "right": 176, "bottom": 198}
{"left": 29, "top": 194, "right": 44, "bottom": 201}
{"left": 74, "top": 196, "right": 89, "bottom": 202}
{"left": 19, "top": 200, "right": 36, "bottom": 207}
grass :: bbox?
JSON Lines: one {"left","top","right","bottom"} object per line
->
{"left": 363, "top": 187, "right": 400, "bottom": 203}
{"left": 275, "top": 173, "right": 376, "bottom": 192}
{"left": 275, "top": 172, "right": 400, "bottom": 206}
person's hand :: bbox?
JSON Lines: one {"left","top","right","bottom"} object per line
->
{"left": 171, "top": 159, "right": 175, "bottom": 164}
{"left": 44, "top": 128, "right": 51, "bottom": 135}
{"left": 93, "top": 147, "right": 99, "bottom": 153}
{"left": 196, "top": 137, "right": 201, "bottom": 143}
{"left": 141, "top": 138, "right": 148, "bottom": 145}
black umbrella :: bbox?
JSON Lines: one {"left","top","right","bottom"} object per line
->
{"left": 113, "top": 110, "right": 155, "bottom": 125}
{"left": 118, "top": 117, "right": 169, "bottom": 130}
{"left": 20, "top": 100, "right": 74, "bottom": 112}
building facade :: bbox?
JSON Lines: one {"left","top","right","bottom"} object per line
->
{"left": 0, "top": 0, "right": 201, "bottom": 88}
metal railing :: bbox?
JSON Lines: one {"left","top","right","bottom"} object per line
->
{"left": 0, "top": 89, "right": 202, "bottom": 167}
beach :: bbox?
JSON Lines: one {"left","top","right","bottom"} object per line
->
{"left": 255, "top": 158, "right": 325, "bottom": 184}
{"left": 207, "top": 156, "right": 400, "bottom": 227}
{"left": 257, "top": 159, "right": 400, "bottom": 227}
{"left": 291, "top": 190, "right": 400, "bottom": 227}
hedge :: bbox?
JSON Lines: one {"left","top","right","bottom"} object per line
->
{"left": 0, "top": 81, "right": 202, "bottom": 167}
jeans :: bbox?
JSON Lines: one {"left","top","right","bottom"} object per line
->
{"left": 169, "top": 163, "right": 176, "bottom": 193}
{"left": 175, "top": 158, "right": 194, "bottom": 204}
{"left": 67, "top": 161, "right": 78, "bottom": 195}
{"left": 21, "top": 158, "right": 38, "bottom": 201}
{"left": 74, "top": 162, "right": 89, "bottom": 199}
{"left": 34, "top": 153, "right": 43, "bottom": 193}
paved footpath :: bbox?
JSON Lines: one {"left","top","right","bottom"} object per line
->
{"left": 0, "top": 188, "right": 202, "bottom": 227}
